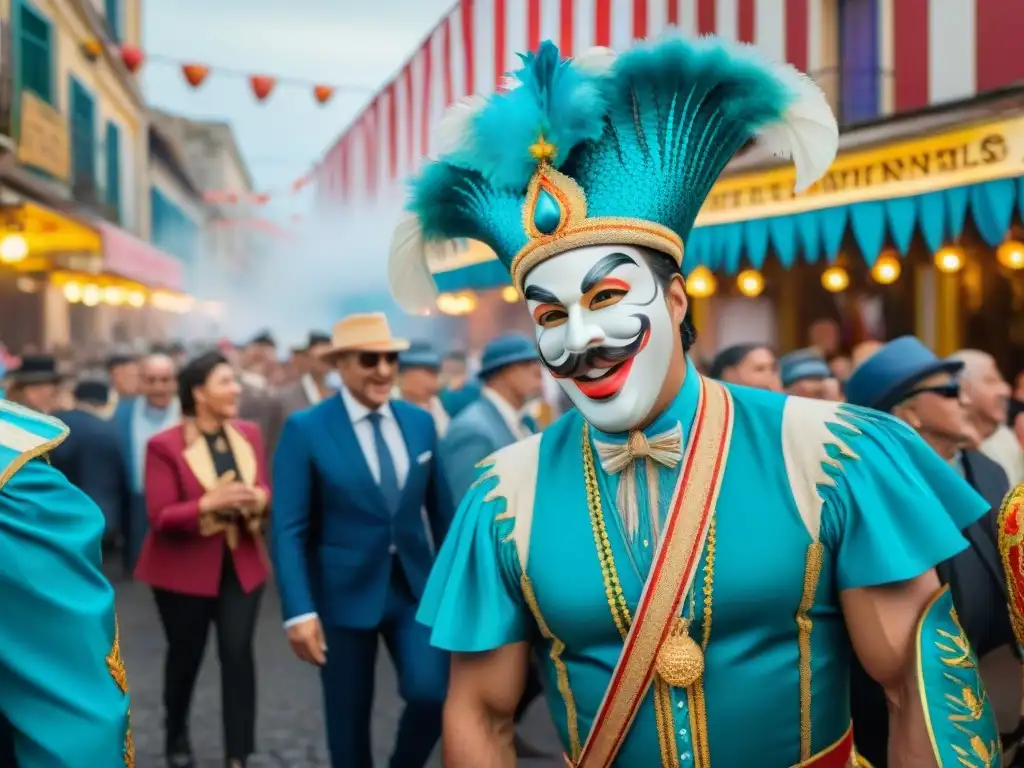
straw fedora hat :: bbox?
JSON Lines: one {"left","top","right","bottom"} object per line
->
{"left": 319, "top": 313, "right": 411, "bottom": 359}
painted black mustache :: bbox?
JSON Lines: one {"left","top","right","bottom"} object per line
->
{"left": 542, "top": 314, "right": 651, "bottom": 379}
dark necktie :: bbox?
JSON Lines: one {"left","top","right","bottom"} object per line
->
{"left": 366, "top": 411, "right": 401, "bottom": 514}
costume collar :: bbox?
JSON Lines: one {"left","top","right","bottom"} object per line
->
{"left": 590, "top": 357, "right": 701, "bottom": 445}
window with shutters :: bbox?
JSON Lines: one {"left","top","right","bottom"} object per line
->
{"left": 69, "top": 78, "right": 97, "bottom": 190}
{"left": 104, "top": 0, "right": 121, "bottom": 42}
{"left": 17, "top": 4, "right": 53, "bottom": 103}
{"left": 105, "top": 122, "right": 121, "bottom": 219}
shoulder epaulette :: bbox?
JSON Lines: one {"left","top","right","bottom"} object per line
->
{"left": 0, "top": 400, "right": 69, "bottom": 490}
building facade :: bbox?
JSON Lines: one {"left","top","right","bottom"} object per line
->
{"left": 0, "top": 0, "right": 184, "bottom": 354}
{"left": 313, "top": 0, "right": 1024, "bottom": 373}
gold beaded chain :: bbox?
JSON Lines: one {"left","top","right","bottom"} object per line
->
{"left": 581, "top": 422, "right": 716, "bottom": 648}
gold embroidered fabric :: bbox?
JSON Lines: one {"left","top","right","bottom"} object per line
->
{"left": 582, "top": 420, "right": 719, "bottom": 768}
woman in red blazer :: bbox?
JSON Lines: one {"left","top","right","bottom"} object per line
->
{"left": 135, "top": 350, "right": 270, "bottom": 768}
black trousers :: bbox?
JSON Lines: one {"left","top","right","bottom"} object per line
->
{"left": 153, "top": 556, "right": 263, "bottom": 761}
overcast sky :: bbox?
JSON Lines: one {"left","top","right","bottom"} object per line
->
{"left": 142, "top": 0, "right": 452, "bottom": 206}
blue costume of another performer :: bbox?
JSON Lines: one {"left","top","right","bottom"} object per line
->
{"left": 385, "top": 35, "right": 1002, "bottom": 767}
{"left": 0, "top": 400, "right": 133, "bottom": 767}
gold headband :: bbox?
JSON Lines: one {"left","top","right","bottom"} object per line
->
{"left": 510, "top": 163, "right": 684, "bottom": 290}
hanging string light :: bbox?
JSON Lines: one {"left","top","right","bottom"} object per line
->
{"left": 821, "top": 266, "right": 849, "bottom": 293}
{"left": 934, "top": 245, "right": 965, "bottom": 274}
{"left": 871, "top": 252, "right": 902, "bottom": 284}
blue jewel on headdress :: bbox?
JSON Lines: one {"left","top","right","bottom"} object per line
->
{"left": 533, "top": 186, "right": 563, "bottom": 235}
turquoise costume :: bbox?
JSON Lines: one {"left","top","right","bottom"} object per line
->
{"left": 390, "top": 33, "right": 1001, "bottom": 768}
{"left": 0, "top": 400, "right": 132, "bottom": 767}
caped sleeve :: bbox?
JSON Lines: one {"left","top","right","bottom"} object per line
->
{"left": 416, "top": 468, "right": 531, "bottom": 652}
{"left": 818, "top": 405, "right": 988, "bottom": 590}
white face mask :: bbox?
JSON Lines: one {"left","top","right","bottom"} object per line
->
{"left": 523, "top": 244, "right": 677, "bottom": 434}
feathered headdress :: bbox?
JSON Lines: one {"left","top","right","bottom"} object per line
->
{"left": 389, "top": 34, "right": 838, "bottom": 313}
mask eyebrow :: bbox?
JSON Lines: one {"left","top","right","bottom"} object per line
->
{"left": 523, "top": 285, "right": 561, "bottom": 304}
{"left": 580, "top": 252, "right": 637, "bottom": 295}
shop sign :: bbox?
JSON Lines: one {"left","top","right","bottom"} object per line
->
{"left": 696, "top": 116, "right": 1024, "bottom": 227}
{"left": 17, "top": 91, "right": 70, "bottom": 181}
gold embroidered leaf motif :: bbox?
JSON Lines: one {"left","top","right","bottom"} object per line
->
{"left": 124, "top": 711, "right": 134, "bottom": 768}
{"left": 106, "top": 620, "right": 128, "bottom": 695}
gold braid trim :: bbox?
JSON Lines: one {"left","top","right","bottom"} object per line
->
{"left": 520, "top": 573, "right": 582, "bottom": 761}
{"left": 581, "top": 422, "right": 716, "bottom": 767}
{"left": 796, "top": 541, "right": 824, "bottom": 761}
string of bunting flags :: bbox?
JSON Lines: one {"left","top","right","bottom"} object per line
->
{"left": 79, "top": 36, "right": 371, "bottom": 105}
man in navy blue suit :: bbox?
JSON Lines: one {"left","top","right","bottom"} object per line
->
{"left": 51, "top": 378, "right": 131, "bottom": 561}
{"left": 272, "top": 312, "right": 455, "bottom": 768}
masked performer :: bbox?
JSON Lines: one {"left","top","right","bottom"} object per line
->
{"left": 391, "top": 36, "right": 1000, "bottom": 768}
{"left": 0, "top": 399, "right": 133, "bottom": 766}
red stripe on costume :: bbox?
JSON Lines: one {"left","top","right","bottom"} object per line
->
{"left": 976, "top": 0, "right": 1024, "bottom": 92}
{"left": 893, "top": 0, "right": 929, "bottom": 111}
{"left": 785, "top": 0, "right": 809, "bottom": 73}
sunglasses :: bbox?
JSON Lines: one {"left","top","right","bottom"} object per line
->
{"left": 905, "top": 382, "right": 961, "bottom": 400}
{"left": 357, "top": 352, "right": 399, "bottom": 369}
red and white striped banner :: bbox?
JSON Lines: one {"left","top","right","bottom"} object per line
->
{"left": 314, "top": 0, "right": 1024, "bottom": 208}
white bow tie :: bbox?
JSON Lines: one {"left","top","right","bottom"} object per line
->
{"left": 593, "top": 424, "right": 682, "bottom": 540}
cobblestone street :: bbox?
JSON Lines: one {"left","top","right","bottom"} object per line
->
{"left": 116, "top": 574, "right": 562, "bottom": 767}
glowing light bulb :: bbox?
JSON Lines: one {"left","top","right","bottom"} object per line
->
{"left": 0, "top": 233, "right": 28, "bottom": 264}
{"left": 871, "top": 254, "right": 901, "bottom": 284}
{"left": 736, "top": 269, "right": 764, "bottom": 298}
{"left": 821, "top": 266, "right": 849, "bottom": 293}
{"left": 934, "top": 245, "right": 965, "bottom": 274}
{"left": 685, "top": 266, "right": 717, "bottom": 298}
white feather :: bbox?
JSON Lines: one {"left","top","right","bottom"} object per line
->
{"left": 388, "top": 212, "right": 439, "bottom": 315}
{"left": 754, "top": 65, "right": 839, "bottom": 193}
{"left": 433, "top": 96, "right": 486, "bottom": 159}
{"left": 572, "top": 46, "right": 617, "bottom": 74}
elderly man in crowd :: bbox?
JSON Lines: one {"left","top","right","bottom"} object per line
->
{"left": 951, "top": 349, "right": 1024, "bottom": 486}
{"left": 113, "top": 352, "right": 180, "bottom": 573}
{"left": 846, "top": 336, "right": 1018, "bottom": 764}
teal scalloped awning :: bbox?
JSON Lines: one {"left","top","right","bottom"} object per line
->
{"left": 433, "top": 174, "right": 1024, "bottom": 293}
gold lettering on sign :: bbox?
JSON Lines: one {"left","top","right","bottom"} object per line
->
{"left": 703, "top": 132, "right": 1010, "bottom": 214}
{"left": 17, "top": 91, "right": 70, "bottom": 182}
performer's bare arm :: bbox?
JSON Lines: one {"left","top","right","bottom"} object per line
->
{"left": 443, "top": 642, "right": 529, "bottom": 767}
{"left": 841, "top": 569, "right": 941, "bottom": 768}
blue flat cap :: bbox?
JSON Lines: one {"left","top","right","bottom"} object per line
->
{"left": 779, "top": 349, "right": 832, "bottom": 388}
{"left": 399, "top": 341, "right": 442, "bottom": 371}
{"left": 479, "top": 334, "right": 539, "bottom": 378}
{"left": 844, "top": 335, "right": 963, "bottom": 412}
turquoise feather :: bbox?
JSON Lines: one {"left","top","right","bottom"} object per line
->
{"left": 452, "top": 41, "right": 608, "bottom": 192}
{"left": 406, "top": 35, "right": 810, "bottom": 273}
